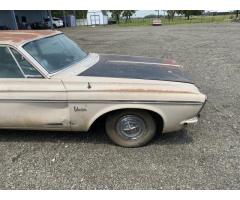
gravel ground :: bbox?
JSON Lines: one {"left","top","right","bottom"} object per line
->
{"left": 0, "top": 23, "right": 240, "bottom": 189}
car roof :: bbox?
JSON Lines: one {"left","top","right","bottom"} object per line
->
{"left": 0, "top": 30, "right": 61, "bottom": 47}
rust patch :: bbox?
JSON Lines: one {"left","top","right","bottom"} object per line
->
{"left": 0, "top": 30, "right": 60, "bottom": 44}
{"left": 163, "top": 58, "right": 177, "bottom": 65}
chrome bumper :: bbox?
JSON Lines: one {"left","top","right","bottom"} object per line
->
{"left": 197, "top": 95, "right": 207, "bottom": 116}
{"left": 180, "top": 96, "right": 207, "bottom": 126}
{"left": 180, "top": 117, "right": 199, "bottom": 125}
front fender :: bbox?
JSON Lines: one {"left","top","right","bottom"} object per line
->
{"left": 70, "top": 103, "right": 167, "bottom": 132}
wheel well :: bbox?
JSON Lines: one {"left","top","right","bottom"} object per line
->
{"left": 89, "top": 108, "right": 164, "bottom": 132}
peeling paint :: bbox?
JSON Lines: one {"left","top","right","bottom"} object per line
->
{"left": 0, "top": 30, "right": 60, "bottom": 46}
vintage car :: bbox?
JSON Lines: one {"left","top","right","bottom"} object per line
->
{"left": 0, "top": 30, "right": 207, "bottom": 147}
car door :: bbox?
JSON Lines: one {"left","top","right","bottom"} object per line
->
{"left": 0, "top": 46, "right": 70, "bottom": 130}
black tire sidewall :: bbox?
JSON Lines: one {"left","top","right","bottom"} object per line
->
{"left": 105, "top": 110, "right": 156, "bottom": 147}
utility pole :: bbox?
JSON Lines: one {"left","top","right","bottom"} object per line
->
{"left": 155, "top": 10, "right": 160, "bottom": 18}
{"left": 48, "top": 10, "right": 53, "bottom": 29}
{"left": 62, "top": 10, "right": 67, "bottom": 27}
{"left": 10, "top": 10, "right": 18, "bottom": 30}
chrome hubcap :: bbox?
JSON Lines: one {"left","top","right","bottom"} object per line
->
{"left": 116, "top": 115, "right": 145, "bottom": 139}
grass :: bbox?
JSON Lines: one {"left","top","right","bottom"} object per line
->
{"left": 118, "top": 15, "right": 233, "bottom": 27}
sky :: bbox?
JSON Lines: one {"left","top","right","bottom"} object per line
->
{"left": 133, "top": 10, "right": 158, "bottom": 18}
{"left": 129, "top": 10, "right": 231, "bottom": 18}
{"left": 107, "top": 10, "right": 163, "bottom": 18}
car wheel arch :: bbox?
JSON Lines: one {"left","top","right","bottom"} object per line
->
{"left": 87, "top": 105, "right": 165, "bottom": 132}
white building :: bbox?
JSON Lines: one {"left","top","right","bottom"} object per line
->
{"left": 86, "top": 10, "right": 108, "bottom": 25}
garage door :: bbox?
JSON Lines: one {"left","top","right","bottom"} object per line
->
{"left": 90, "top": 15, "right": 100, "bottom": 25}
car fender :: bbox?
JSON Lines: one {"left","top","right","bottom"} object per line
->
{"left": 86, "top": 103, "right": 167, "bottom": 131}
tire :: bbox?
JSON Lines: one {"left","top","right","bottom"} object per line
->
{"left": 105, "top": 110, "right": 156, "bottom": 147}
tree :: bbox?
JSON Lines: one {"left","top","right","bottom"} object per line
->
{"left": 166, "top": 10, "right": 176, "bottom": 21}
{"left": 155, "top": 10, "right": 160, "bottom": 18}
{"left": 51, "top": 10, "right": 63, "bottom": 18}
{"left": 176, "top": 10, "right": 204, "bottom": 20}
{"left": 144, "top": 14, "right": 158, "bottom": 19}
{"left": 51, "top": 10, "right": 87, "bottom": 19}
{"left": 109, "top": 10, "right": 123, "bottom": 23}
{"left": 236, "top": 10, "right": 239, "bottom": 18}
{"left": 75, "top": 11, "right": 88, "bottom": 19}
{"left": 122, "top": 10, "right": 136, "bottom": 22}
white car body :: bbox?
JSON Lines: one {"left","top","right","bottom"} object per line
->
{"left": 0, "top": 30, "right": 207, "bottom": 146}
{"left": 52, "top": 17, "right": 64, "bottom": 28}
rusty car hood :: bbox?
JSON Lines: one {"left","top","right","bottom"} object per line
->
{"left": 78, "top": 54, "right": 193, "bottom": 84}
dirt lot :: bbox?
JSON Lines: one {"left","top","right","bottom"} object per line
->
{"left": 0, "top": 23, "right": 240, "bottom": 189}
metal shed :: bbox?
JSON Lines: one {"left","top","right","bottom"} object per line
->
{"left": 87, "top": 10, "right": 108, "bottom": 25}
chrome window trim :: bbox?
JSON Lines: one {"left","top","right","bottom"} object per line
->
{"left": 7, "top": 47, "right": 27, "bottom": 78}
{"left": 9, "top": 46, "right": 46, "bottom": 79}
{"left": 18, "top": 45, "right": 50, "bottom": 79}
{"left": 0, "top": 45, "right": 25, "bottom": 78}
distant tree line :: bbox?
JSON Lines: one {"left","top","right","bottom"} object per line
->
{"left": 144, "top": 11, "right": 204, "bottom": 20}
{"left": 109, "top": 10, "right": 136, "bottom": 23}
{"left": 205, "top": 10, "right": 239, "bottom": 18}
{"left": 144, "top": 14, "right": 160, "bottom": 18}
{"left": 51, "top": 10, "right": 240, "bottom": 22}
{"left": 51, "top": 10, "right": 87, "bottom": 19}
{"left": 165, "top": 10, "right": 204, "bottom": 20}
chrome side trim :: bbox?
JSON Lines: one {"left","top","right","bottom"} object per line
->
{"left": 68, "top": 100, "right": 203, "bottom": 105}
{"left": 0, "top": 99, "right": 67, "bottom": 103}
{"left": 0, "top": 89, "right": 196, "bottom": 94}
{"left": 180, "top": 117, "right": 198, "bottom": 125}
{"left": 0, "top": 99, "right": 203, "bottom": 105}
{"left": 108, "top": 60, "right": 182, "bottom": 68}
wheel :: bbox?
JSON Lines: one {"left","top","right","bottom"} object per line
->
{"left": 105, "top": 110, "right": 156, "bottom": 147}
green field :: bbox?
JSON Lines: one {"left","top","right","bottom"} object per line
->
{"left": 118, "top": 15, "right": 233, "bottom": 26}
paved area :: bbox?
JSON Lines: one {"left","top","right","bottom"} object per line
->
{"left": 0, "top": 23, "right": 240, "bottom": 189}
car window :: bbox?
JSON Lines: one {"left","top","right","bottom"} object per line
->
{"left": 0, "top": 47, "right": 24, "bottom": 78}
{"left": 23, "top": 34, "right": 88, "bottom": 74}
{"left": 10, "top": 48, "right": 42, "bottom": 77}
{"left": 44, "top": 18, "right": 50, "bottom": 22}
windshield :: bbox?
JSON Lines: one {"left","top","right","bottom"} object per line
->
{"left": 23, "top": 34, "right": 88, "bottom": 74}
